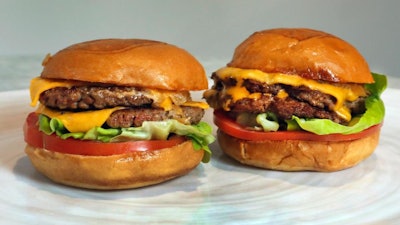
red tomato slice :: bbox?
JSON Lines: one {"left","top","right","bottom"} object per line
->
{"left": 24, "top": 112, "right": 186, "bottom": 156}
{"left": 213, "top": 110, "right": 381, "bottom": 142}
{"left": 23, "top": 112, "right": 44, "bottom": 148}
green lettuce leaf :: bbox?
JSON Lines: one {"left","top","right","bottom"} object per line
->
{"left": 366, "top": 72, "right": 387, "bottom": 96}
{"left": 39, "top": 116, "right": 215, "bottom": 163}
{"left": 288, "top": 73, "right": 387, "bottom": 135}
{"left": 256, "top": 112, "right": 279, "bottom": 131}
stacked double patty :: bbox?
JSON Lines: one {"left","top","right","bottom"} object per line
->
{"left": 208, "top": 72, "right": 367, "bottom": 125}
{"left": 39, "top": 86, "right": 205, "bottom": 128}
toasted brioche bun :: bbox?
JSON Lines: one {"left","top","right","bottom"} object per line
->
{"left": 25, "top": 39, "right": 210, "bottom": 189}
{"left": 212, "top": 28, "right": 379, "bottom": 171}
{"left": 25, "top": 140, "right": 204, "bottom": 190}
{"left": 217, "top": 129, "right": 380, "bottom": 172}
{"left": 228, "top": 28, "right": 373, "bottom": 83}
{"left": 41, "top": 39, "right": 207, "bottom": 91}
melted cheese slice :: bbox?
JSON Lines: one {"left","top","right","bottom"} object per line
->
{"left": 216, "top": 67, "right": 367, "bottom": 121}
{"left": 36, "top": 105, "right": 123, "bottom": 133}
{"left": 30, "top": 77, "right": 83, "bottom": 107}
{"left": 182, "top": 101, "right": 209, "bottom": 109}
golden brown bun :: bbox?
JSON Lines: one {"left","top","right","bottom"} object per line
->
{"left": 41, "top": 39, "right": 207, "bottom": 91}
{"left": 228, "top": 28, "right": 373, "bottom": 83}
{"left": 25, "top": 140, "right": 204, "bottom": 190}
{"left": 217, "top": 129, "right": 380, "bottom": 172}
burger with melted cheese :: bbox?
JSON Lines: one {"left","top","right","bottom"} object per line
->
{"left": 204, "top": 28, "right": 386, "bottom": 171}
{"left": 24, "top": 39, "right": 215, "bottom": 189}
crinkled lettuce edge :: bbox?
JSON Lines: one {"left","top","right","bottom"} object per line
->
{"left": 288, "top": 73, "right": 387, "bottom": 135}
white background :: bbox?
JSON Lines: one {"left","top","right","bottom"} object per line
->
{"left": 1, "top": 0, "right": 399, "bottom": 78}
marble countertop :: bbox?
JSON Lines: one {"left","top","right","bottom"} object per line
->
{"left": 1, "top": 55, "right": 399, "bottom": 92}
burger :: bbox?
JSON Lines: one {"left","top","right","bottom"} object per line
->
{"left": 204, "top": 28, "right": 386, "bottom": 172}
{"left": 23, "top": 39, "right": 215, "bottom": 189}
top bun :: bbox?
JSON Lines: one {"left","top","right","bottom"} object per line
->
{"left": 41, "top": 39, "right": 208, "bottom": 91}
{"left": 227, "top": 28, "right": 373, "bottom": 83}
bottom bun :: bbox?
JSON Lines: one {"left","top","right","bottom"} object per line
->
{"left": 217, "top": 129, "right": 380, "bottom": 172}
{"left": 25, "top": 140, "right": 204, "bottom": 190}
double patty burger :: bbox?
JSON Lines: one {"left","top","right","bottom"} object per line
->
{"left": 24, "top": 39, "right": 215, "bottom": 189}
{"left": 204, "top": 28, "right": 386, "bottom": 171}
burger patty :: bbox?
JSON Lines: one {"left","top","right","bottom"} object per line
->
{"left": 40, "top": 86, "right": 205, "bottom": 127}
{"left": 208, "top": 75, "right": 366, "bottom": 124}
{"left": 231, "top": 95, "right": 346, "bottom": 123}
{"left": 106, "top": 106, "right": 204, "bottom": 128}
{"left": 40, "top": 86, "right": 154, "bottom": 110}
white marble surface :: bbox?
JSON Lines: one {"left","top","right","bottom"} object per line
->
{"left": 0, "top": 55, "right": 399, "bottom": 92}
